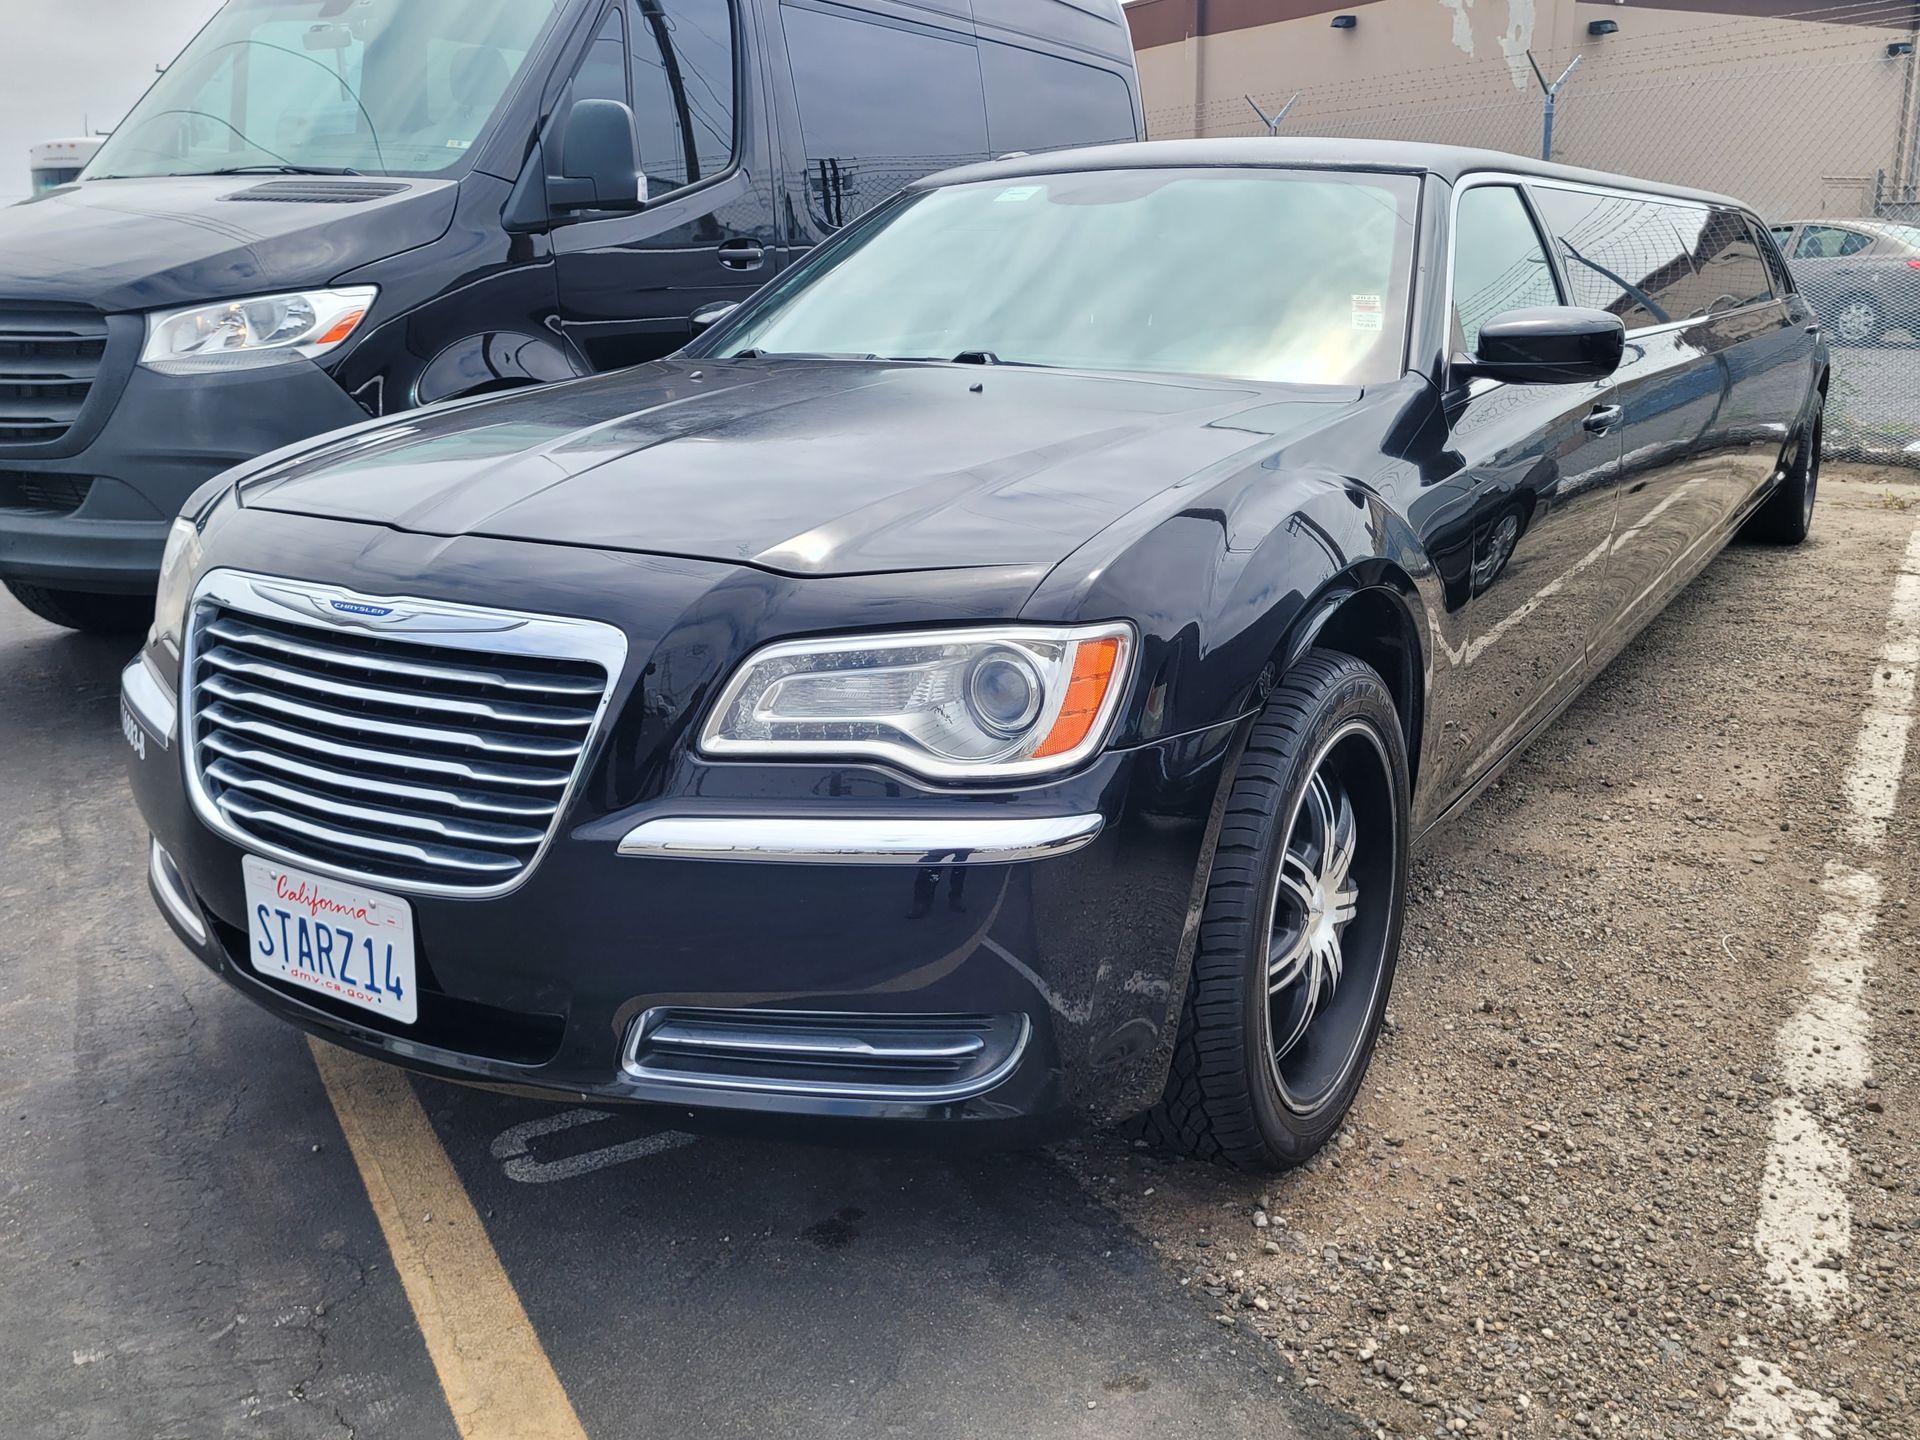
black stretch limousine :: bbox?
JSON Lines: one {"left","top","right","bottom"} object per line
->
{"left": 123, "top": 141, "right": 1825, "bottom": 1171}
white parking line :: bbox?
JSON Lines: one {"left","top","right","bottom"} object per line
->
{"left": 1754, "top": 862, "right": 1879, "bottom": 1315}
{"left": 1733, "top": 518, "right": 1920, "bottom": 1435}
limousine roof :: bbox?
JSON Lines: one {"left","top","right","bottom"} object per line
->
{"left": 924, "top": 137, "right": 1748, "bottom": 212}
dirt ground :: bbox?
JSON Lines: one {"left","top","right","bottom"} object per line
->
{"left": 1064, "top": 465, "right": 1920, "bottom": 1439}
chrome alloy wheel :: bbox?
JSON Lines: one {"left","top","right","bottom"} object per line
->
{"left": 1263, "top": 720, "right": 1396, "bottom": 1114}
{"left": 1833, "top": 299, "right": 1881, "bottom": 346}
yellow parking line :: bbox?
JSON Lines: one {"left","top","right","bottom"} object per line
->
{"left": 309, "top": 1038, "right": 589, "bottom": 1440}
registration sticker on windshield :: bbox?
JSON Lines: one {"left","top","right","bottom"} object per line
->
{"left": 1351, "top": 294, "right": 1385, "bottom": 332}
{"left": 995, "top": 185, "right": 1044, "bottom": 203}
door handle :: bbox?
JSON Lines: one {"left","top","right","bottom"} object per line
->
{"left": 717, "top": 239, "right": 765, "bottom": 271}
{"left": 1583, "top": 404, "right": 1623, "bottom": 434}
{"left": 1805, "top": 323, "right": 1821, "bottom": 335}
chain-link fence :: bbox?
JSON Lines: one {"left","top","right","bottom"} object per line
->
{"left": 1142, "top": 0, "right": 1920, "bottom": 464}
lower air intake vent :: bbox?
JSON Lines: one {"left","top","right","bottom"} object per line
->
{"left": 0, "top": 470, "right": 92, "bottom": 514}
{"left": 624, "top": 1008, "right": 1030, "bottom": 1102}
{"left": 223, "top": 180, "right": 410, "bottom": 204}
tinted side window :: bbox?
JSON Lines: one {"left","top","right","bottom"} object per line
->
{"left": 629, "top": 0, "right": 737, "bottom": 195}
{"left": 1529, "top": 187, "right": 1696, "bottom": 331}
{"left": 1661, "top": 205, "right": 1772, "bottom": 316}
{"left": 979, "top": 43, "right": 1136, "bottom": 154}
{"left": 1793, "top": 224, "right": 1872, "bottom": 259}
{"left": 781, "top": 5, "right": 989, "bottom": 229}
{"left": 1754, "top": 219, "right": 1796, "bottom": 297}
{"left": 1451, "top": 185, "right": 1560, "bottom": 354}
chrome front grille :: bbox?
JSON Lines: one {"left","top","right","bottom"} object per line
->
{"left": 0, "top": 303, "right": 108, "bottom": 446}
{"left": 183, "top": 574, "right": 625, "bottom": 895}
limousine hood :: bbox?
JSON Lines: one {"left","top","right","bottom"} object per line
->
{"left": 239, "top": 359, "right": 1361, "bottom": 576}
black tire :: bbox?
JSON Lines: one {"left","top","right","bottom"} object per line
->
{"left": 4, "top": 581, "right": 153, "bottom": 635}
{"left": 1135, "top": 649, "right": 1410, "bottom": 1172}
{"left": 1742, "top": 393, "right": 1821, "bottom": 546}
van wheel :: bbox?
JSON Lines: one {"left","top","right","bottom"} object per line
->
{"left": 4, "top": 581, "right": 152, "bottom": 635}
{"left": 1136, "top": 650, "right": 1409, "bottom": 1172}
{"left": 1742, "top": 395, "right": 1821, "bottom": 546}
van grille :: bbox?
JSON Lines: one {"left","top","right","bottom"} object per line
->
{"left": 185, "top": 599, "right": 617, "bottom": 893}
{"left": 0, "top": 304, "right": 108, "bottom": 446}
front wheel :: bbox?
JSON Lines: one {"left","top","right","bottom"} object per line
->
{"left": 4, "top": 581, "right": 153, "bottom": 635}
{"left": 1138, "top": 649, "right": 1410, "bottom": 1172}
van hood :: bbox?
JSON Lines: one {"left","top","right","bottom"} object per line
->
{"left": 0, "top": 176, "right": 457, "bottom": 311}
{"left": 237, "top": 359, "right": 1365, "bottom": 576}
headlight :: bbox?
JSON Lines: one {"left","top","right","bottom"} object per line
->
{"left": 140, "top": 287, "right": 377, "bottom": 371}
{"left": 150, "top": 516, "right": 203, "bottom": 651}
{"left": 699, "top": 624, "right": 1133, "bottom": 781}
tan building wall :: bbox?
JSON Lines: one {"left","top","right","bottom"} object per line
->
{"left": 1127, "top": 0, "right": 1920, "bottom": 219}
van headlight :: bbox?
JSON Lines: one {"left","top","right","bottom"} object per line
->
{"left": 140, "top": 287, "right": 377, "bottom": 372}
{"left": 699, "top": 624, "right": 1133, "bottom": 781}
{"left": 150, "top": 516, "right": 203, "bottom": 651}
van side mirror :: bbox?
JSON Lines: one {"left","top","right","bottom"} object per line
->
{"left": 549, "top": 98, "right": 646, "bottom": 214}
{"left": 1456, "top": 307, "right": 1625, "bottom": 386}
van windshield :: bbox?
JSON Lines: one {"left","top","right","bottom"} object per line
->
{"left": 716, "top": 168, "right": 1420, "bottom": 386}
{"left": 88, "top": 0, "right": 564, "bottom": 179}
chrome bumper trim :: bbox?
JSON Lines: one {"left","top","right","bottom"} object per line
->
{"left": 120, "top": 655, "right": 177, "bottom": 747}
{"left": 615, "top": 813, "right": 1104, "bottom": 865}
{"left": 621, "top": 1008, "right": 1031, "bottom": 1102}
{"left": 148, "top": 839, "right": 207, "bottom": 946}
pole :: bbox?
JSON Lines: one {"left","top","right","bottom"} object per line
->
{"left": 1244, "top": 93, "right": 1300, "bottom": 136}
{"left": 1527, "top": 51, "right": 1582, "bottom": 163}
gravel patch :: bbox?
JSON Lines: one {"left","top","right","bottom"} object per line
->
{"left": 1067, "top": 470, "right": 1920, "bottom": 1438}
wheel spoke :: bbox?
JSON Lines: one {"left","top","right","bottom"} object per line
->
{"left": 1268, "top": 925, "right": 1311, "bottom": 992}
{"left": 1303, "top": 773, "right": 1336, "bottom": 859}
{"left": 1324, "top": 782, "right": 1358, "bottom": 888}
{"left": 1269, "top": 958, "right": 1320, "bottom": 1059}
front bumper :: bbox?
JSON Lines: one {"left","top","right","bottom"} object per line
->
{"left": 125, "top": 653, "right": 1240, "bottom": 1137}
{"left": 0, "top": 357, "right": 366, "bottom": 593}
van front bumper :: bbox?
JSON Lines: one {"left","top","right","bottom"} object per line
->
{"left": 0, "top": 358, "right": 366, "bottom": 593}
{"left": 123, "top": 654, "right": 1241, "bottom": 1139}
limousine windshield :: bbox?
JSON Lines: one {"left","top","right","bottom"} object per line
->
{"left": 723, "top": 168, "right": 1420, "bottom": 386}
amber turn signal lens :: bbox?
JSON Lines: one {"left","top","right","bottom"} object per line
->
{"left": 314, "top": 308, "right": 369, "bottom": 347}
{"left": 1032, "top": 636, "right": 1123, "bottom": 758}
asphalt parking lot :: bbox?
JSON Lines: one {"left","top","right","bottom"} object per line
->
{"left": 3, "top": 469, "right": 1917, "bottom": 1440}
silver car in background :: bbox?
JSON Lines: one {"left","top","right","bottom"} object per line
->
{"left": 1770, "top": 218, "right": 1920, "bottom": 345}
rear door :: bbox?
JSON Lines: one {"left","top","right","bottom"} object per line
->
{"left": 1438, "top": 180, "right": 1624, "bottom": 792}
{"left": 1697, "top": 211, "right": 1816, "bottom": 514}
{"left": 550, "top": 0, "right": 778, "bottom": 369}
{"left": 1528, "top": 184, "right": 1726, "bottom": 643}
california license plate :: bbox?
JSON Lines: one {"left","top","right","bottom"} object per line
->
{"left": 242, "top": 856, "right": 418, "bottom": 1024}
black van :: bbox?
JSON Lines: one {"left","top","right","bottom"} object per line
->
{"left": 0, "top": 0, "right": 1143, "bottom": 633}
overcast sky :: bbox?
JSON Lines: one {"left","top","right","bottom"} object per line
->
{"left": 1, "top": 0, "right": 222, "bottom": 202}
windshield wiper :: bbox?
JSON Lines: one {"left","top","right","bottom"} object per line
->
{"left": 884, "top": 350, "right": 1059, "bottom": 369}
{"left": 196, "top": 163, "right": 365, "bottom": 177}
{"left": 732, "top": 349, "right": 881, "bottom": 360}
